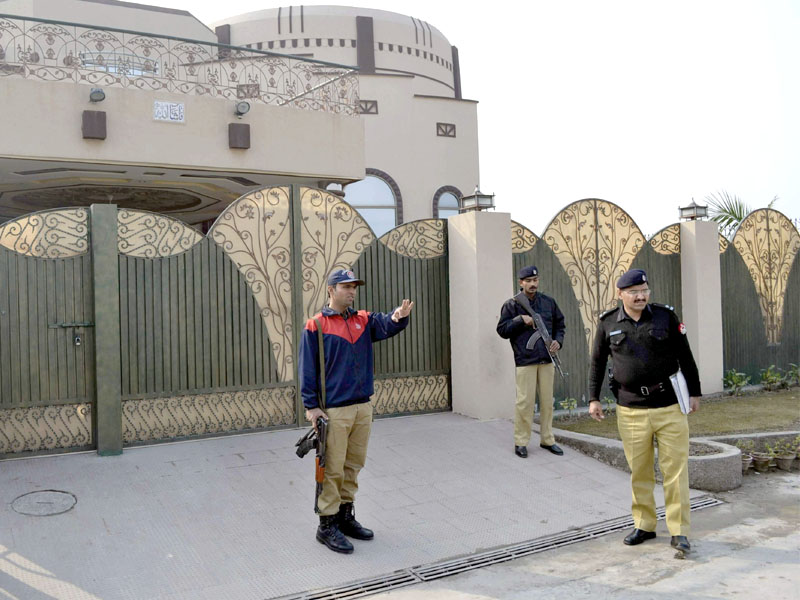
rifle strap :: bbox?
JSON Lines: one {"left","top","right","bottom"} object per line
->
{"left": 313, "top": 318, "right": 326, "bottom": 410}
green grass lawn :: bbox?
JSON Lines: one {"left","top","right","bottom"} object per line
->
{"left": 555, "top": 388, "right": 800, "bottom": 440}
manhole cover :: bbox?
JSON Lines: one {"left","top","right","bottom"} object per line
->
{"left": 11, "top": 490, "right": 77, "bottom": 516}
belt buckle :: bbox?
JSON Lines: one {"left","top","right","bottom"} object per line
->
{"left": 640, "top": 386, "right": 650, "bottom": 396}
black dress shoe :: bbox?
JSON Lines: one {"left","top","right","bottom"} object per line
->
{"left": 316, "top": 515, "right": 354, "bottom": 554}
{"left": 670, "top": 536, "right": 691, "bottom": 552}
{"left": 623, "top": 528, "right": 656, "bottom": 545}
{"left": 539, "top": 443, "right": 564, "bottom": 456}
{"left": 514, "top": 445, "right": 528, "bottom": 458}
{"left": 338, "top": 502, "right": 374, "bottom": 540}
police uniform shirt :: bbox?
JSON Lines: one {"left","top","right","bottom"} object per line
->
{"left": 589, "top": 303, "right": 701, "bottom": 408}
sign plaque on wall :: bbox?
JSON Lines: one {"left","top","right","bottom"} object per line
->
{"left": 153, "top": 101, "right": 185, "bottom": 123}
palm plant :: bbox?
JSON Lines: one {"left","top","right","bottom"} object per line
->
{"left": 705, "top": 191, "right": 778, "bottom": 239}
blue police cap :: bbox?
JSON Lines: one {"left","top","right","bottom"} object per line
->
{"left": 517, "top": 265, "right": 539, "bottom": 279}
{"left": 327, "top": 269, "right": 365, "bottom": 286}
{"left": 616, "top": 269, "right": 648, "bottom": 289}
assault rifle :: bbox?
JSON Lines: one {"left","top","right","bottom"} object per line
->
{"left": 294, "top": 416, "right": 328, "bottom": 514}
{"left": 513, "top": 292, "right": 568, "bottom": 380}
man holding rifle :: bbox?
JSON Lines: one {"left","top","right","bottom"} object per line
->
{"left": 497, "top": 265, "right": 566, "bottom": 458}
{"left": 299, "top": 269, "right": 413, "bottom": 554}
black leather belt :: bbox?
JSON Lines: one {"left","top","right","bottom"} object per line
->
{"left": 621, "top": 381, "right": 667, "bottom": 397}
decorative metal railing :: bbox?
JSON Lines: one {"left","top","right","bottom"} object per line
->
{"left": 0, "top": 14, "right": 359, "bottom": 115}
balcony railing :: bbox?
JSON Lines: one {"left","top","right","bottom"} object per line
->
{"left": 0, "top": 13, "right": 359, "bottom": 115}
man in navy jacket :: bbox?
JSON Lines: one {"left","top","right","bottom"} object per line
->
{"left": 497, "top": 265, "right": 566, "bottom": 458}
{"left": 300, "top": 269, "right": 413, "bottom": 554}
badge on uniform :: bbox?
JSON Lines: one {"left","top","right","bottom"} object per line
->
{"left": 679, "top": 323, "right": 687, "bottom": 334}
{"left": 355, "top": 323, "right": 362, "bottom": 330}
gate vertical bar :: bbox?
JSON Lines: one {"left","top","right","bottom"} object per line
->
{"left": 91, "top": 204, "right": 123, "bottom": 455}
{"left": 289, "top": 185, "right": 306, "bottom": 426}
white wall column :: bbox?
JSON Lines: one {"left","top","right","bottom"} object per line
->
{"left": 448, "top": 211, "right": 516, "bottom": 419}
{"left": 680, "top": 220, "right": 724, "bottom": 394}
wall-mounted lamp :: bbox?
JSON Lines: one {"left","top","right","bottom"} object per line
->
{"left": 89, "top": 87, "right": 106, "bottom": 102}
{"left": 460, "top": 185, "right": 495, "bottom": 212}
{"left": 235, "top": 101, "right": 251, "bottom": 117}
{"left": 679, "top": 198, "right": 708, "bottom": 221}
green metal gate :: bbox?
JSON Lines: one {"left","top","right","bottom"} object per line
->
{"left": 0, "top": 186, "right": 451, "bottom": 456}
{"left": 0, "top": 209, "right": 95, "bottom": 456}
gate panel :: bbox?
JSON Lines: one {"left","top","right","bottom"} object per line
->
{"left": 721, "top": 210, "right": 800, "bottom": 377}
{"left": 356, "top": 220, "right": 451, "bottom": 415}
{"left": 0, "top": 209, "right": 94, "bottom": 455}
{"left": 119, "top": 208, "right": 295, "bottom": 445}
{"left": 512, "top": 235, "right": 590, "bottom": 402}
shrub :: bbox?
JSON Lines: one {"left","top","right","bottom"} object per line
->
{"left": 723, "top": 369, "right": 750, "bottom": 395}
{"left": 559, "top": 397, "right": 578, "bottom": 417}
{"left": 760, "top": 365, "right": 787, "bottom": 391}
{"left": 785, "top": 363, "right": 800, "bottom": 387}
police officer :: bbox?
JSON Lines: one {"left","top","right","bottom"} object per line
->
{"left": 497, "top": 265, "right": 566, "bottom": 458}
{"left": 588, "top": 269, "right": 700, "bottom": 555}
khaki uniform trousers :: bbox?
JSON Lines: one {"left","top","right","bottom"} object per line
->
{"left": 617, "top": 403, "right": 690, "bottom": 536}
{"left": 317, "top": 402, "right": 372, "bottom": 517}
{"left": 514, "top": 363, "right": 555, "bottom": 447}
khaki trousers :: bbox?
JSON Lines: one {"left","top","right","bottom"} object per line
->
{"left": 317, "top": 402, "right": 372, "bottom": 516}
{"left": 514, "top": 363, "right": 555, "bottom": 447}
{"left": 617, "top": 403, "right": 691, "bottom": 536}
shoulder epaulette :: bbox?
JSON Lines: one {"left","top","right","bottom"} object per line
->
{"left": 651, "top": 302, "right": 675, "bottom": 312}
{"left": 599, "top": 307, "right": 617, "bottom": 320}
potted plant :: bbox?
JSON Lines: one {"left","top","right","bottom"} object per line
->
{"left": 751, "top": 445, "right": 771, "bottom": 472}
{"left": 772, "top": 438, "right": 797, "bottom": 471}
{"left": 736, "top": 439, "right": 754, "bottom": 473}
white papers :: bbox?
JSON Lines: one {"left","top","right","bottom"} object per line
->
{"left": 669, "top": 370, "right": 691, "bottom": 415}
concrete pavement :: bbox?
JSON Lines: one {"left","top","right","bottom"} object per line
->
{"left": 1, "top": 412, "right": 721, "bottom": 599}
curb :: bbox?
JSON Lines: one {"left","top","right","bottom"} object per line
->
{"left": 548, "top": 426, "right": 743, "bottom": 492}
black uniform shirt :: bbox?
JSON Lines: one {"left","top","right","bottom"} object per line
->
{"left": 589, "top": 303, "right": 701, "bottom": 408}
{"left": 496, "top": 292, "right": 566, "bottom": 367}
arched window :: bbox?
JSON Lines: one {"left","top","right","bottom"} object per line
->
{"left": 432, "top": 186, "right": 463, "bottom": 219}
{"left": 335, "top": 169, "right": 402, "bottom": 237}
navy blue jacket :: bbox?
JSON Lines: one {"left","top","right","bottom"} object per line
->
{"left": 496, "top": 292, "right": 566, "bottom": 366}
{"left": 299, "top": 306, "right": 409, "bottom": 409}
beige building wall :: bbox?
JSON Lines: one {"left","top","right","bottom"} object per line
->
{"left": 360, "top": 77, "right": 479, "bottom": 222}
{"left": 0, "top": 0, "right": 216, "bottom": 41}
{"left": 215, "top": 6, "right": 480, "bottom": 222}
{"left": 448, "top": 211, "right": 516, "bottom": 421}
{"left": 0, "top": 77, "right": 364, "bottom": 181}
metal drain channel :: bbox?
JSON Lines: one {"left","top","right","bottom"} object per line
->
{"left": 278, "top": 495, "right": 723, "bottom": 600}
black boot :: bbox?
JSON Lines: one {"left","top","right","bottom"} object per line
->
{"left": 316, "top": 514, "right": 354, "bottom": 554}
{"left": 337, "top": 502, "right": 374, "bottom": 540}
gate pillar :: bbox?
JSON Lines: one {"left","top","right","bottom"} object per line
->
{"left": 91, "top": 204, "right": 123, "bottom": 455}
{"left": 448, "top": 211, "right": 516, "bottom": 420}
{"left": 680, "top": 220, "right": 724, "bottom": 394}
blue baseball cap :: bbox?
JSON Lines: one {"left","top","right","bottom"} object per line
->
{"left": 616, "top": 269, "right": 647, "bottom": 289}
{"left": 518, "top": 265, "right": 538, "bottom": 279}
{"left": 327, "top": 269, "right": 365, "bottom": 286}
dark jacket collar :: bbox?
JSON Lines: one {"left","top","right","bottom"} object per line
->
{"left": 617, "top": 304, "right": 652, "bottom": 322}
{"left": 321, "top": 306, "right": 356, "bottom": 318}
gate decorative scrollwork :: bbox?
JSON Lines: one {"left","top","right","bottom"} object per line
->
{"left": 732, "top": 209, "right": 800, "bottom": 344}
{"left": 118, "top": 209, "right": 202, "bottom": 257}
{"left": 543, "top": 200, "right": 645, "bottom": 349}
{"left": 0, "top": 208, "right": 88, "bottom": 257}
{"left": 299, "top": 187, "right": 375, "bottom": 320}
{"left": 378, "top": 219, "right": 445, "bottom": 259}
{"left": 209, "top": 187, "right": 294, "bottom": 381}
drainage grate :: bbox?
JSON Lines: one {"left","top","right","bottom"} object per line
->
{"left": 279, "top": 571, "right": 419, "bottom": 600}
{"left": 276, "top": 495, "right": 723, "bottom": 600}
{"left": 414, "top": 495, "right": 724, "bottom": 581}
